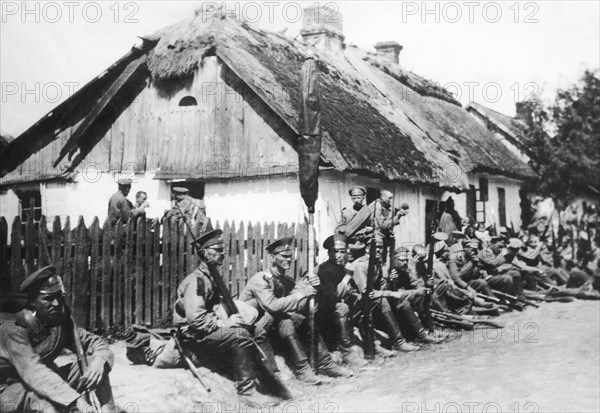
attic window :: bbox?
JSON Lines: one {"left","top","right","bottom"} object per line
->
{"left": 179, "top": 96, "right": 197, "bottom": 107}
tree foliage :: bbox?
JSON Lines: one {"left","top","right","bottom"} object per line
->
{"left": 518, "top": 70, "right": 600, "bottom": 206}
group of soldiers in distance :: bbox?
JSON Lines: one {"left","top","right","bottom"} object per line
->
{"left": 1, "top": 183, "right": 599, "bottom": 411}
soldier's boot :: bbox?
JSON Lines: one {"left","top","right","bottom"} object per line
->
{"left": 374, "top": 340, "right": 397, "bottom": 357}
{"left": 286, "top": 334, "right": 322, "bottom": 385}
{"left": 380, "top": 301, "right": 419, "bottom": 352}
{"left": 317, "top": 336, "right": 354, "bottom": 378}
{"left": 416, "top": 328, "right": 445, "bottom": 344}
{"left": 392, "top": 338, "right": 421, "bottom": 352}
{"left": 234, "top": 347, "right": 281, "bottom": 405}
{"left": 336, "top": 308, "right": 368, "bottom": 367}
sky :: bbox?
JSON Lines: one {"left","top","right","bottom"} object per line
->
{"left": 1, "top": 0, "right": 599, "bottom": 137}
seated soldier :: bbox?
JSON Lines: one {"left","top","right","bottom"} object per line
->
{"left": 240, "top": 237, "right": 353, "bottom": 386}
{"left": 386, "top": 246, "right": 445, "bottom": 343}
{"left": 504, "top": 238, "right": 554, "bottom": 291}
{"left": 0, "top": 266, "right": 115, "bottom": 413}
{"left": 315, "top": 234, "right": 367, "bottom": 366}
{"left": 447, "top": 241, "right": 494, "bottom": 296}
{"left": 173, "top": 229, "right": 280, "bottom": 404}
{"left": 346, "top": 236, "right": 420, "bottom": 352}
{"left": 479, "top": 236, "right": 523, "bottom": 296}
{"left": 430, "top": 234, "right": 498, "bottom": 315}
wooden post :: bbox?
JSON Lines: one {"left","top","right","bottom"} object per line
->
{"left": 72, "top": 217, "right": 89, "bottom": 328}
{"left": 89, "top": 217, "right": 101, "bottom": 331}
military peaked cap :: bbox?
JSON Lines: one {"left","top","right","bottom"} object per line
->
{"left": 432, "top": 232, "right": 449, "bottom": 242}
{"left": 20, "top": 265, "right": 62, "bottom": 295}
{"left": 117, "top": 178, "right": 133, "bottom": 185}
{"left": 192, "top": 229, "right": 223, "bottom": 249}
{"left": 172, "top": 187, "right": 189, "bottom": 194}
{"left": 348, "top": 186, "right": 366, "bottom": 196}
{"left": 508, "top": 238, "right": 524, "bottom": 249}
{"left": 266, "top": 237, "right": 295, "bottom": 254}
{"left": 323, "top": 234, "right": 348, "bottom": 250}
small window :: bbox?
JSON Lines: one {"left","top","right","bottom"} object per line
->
{"left": 478, "top": 177, "right": 488, "bottom": 202}
{"left": 17, "top": 189, "right": 42, "bottom": 222}
{"left": 178, "top": 96, "right": 198, "bottom": 107}
{"left": 498, "top": 188, "right": 506, "bottom": 227}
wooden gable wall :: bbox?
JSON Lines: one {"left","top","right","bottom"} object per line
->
{"left": 1, "top": 56, "right": 299, "bottom": 185}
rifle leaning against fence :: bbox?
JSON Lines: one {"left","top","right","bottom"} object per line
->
{"left": 38, "top": 225, "right": 102, "bottom": 412}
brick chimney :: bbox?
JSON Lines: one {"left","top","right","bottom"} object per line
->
{"left": 301, "top": 5, "right": 344, "bottom": 53}
{"left": 374, "top": 41, "right": 403, "bottom": 65}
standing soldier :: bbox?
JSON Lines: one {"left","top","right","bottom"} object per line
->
{"left": 315, "top": 234, "right": 367, "bottom": 366}
{"left": 0, "top": 266, "right": 115, "bottom": 412}
{"left": 240, "top": 237, "right": 353, "bottom": 385}
{"left": 336, "top": 186, "right": 372, "bottom": 239}
{"left": 370, "top": 190, "right": 405, "bottom": 264}
{"left": 107, "top": 178, "right": 145, "bottom": 225}
{"left": 165, "top": 187, "right": 207, "bottom": 228}
{"left": 173, "top": 229, "right": 279, "bottom": 404}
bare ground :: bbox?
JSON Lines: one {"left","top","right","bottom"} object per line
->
{"left": 105, "top": 301, "right": 599, "bottom": 413}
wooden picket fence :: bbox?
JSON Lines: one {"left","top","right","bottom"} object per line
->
{"left": 0, "top": 215, "right": 313, "bottom": 332}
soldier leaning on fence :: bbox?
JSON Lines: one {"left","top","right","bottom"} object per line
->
{"left": 315, "top": 234, "right": 367, "bottom": 367}
{"left": 171, "top": 229, "right": 280, "bottom": 404}
{"left": 240, "top": 236, "right": 353, "bottom": 386}
{"left": 0, "top": 266, "right": 115, "bottom": 413}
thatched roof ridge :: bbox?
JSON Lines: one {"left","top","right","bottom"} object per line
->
{"left": 144, "top": 10, "right": 533, "bottom": 186}
{"left": 467, "top": 102, "right": 530, "bottom": 152}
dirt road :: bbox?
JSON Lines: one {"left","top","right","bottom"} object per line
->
{"left": 107, "top": 300, "right": 599, "bottom": 413}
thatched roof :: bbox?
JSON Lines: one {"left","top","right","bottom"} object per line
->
{"left": 466, "top": 102, "right": 529, "bottom": 152}
{"left": 1, "top": 9, "right": 535, "bottom": 188}
{"left": 146, "top": 10, "right": 534, "bottom": 187}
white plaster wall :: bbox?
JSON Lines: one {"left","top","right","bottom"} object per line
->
{"left": 0, "top": 188, "right": 20, "bottom": 224}
{"left": 40, "top": 171, "right": 172, "bottom": 227}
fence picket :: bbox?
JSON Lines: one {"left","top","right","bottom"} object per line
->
{"left": 1, "top": 215, "right": 309, "bottom": 330}
{"left": 89, "top": 217, "right": 101, "bottom": 331}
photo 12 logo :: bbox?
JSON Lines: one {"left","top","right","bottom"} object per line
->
{"left": 1, "top": 1, "right": 140, "bottom": 24}
{"left": 400, "top": 1, "right": 540, "bottom": 24}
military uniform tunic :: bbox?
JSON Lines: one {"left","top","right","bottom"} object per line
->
{"left": 0, "top": 311, "right": 113, "bottom": 412}
{"left": 107, "top": 191, "right": 134, "bottom": 225}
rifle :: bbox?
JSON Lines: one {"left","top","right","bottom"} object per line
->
{"left": 38, "top": 225, "right": 101, "bottom": 412}
{"left": 362, "top": 236, "right": 377, "bottom": 360}
{"left": 476, "top": 292, "right": 524, "bottom": 312}
{"left": 172, "top": 330, "right": 211, "bottom": 392}
{"left": 57, "top": 276, "right": 102, "bottom": 413}
{"left": 430, "top": 309, "right": 503, "bottom": 329}
{"left": 431, "top": 310, "right": 474, "bottom": 330}
{"left": 423, "top": 201, "right": 443, "bottom": 333}
{"left": 491, "top": 289, "right": 540, "bottom": 308}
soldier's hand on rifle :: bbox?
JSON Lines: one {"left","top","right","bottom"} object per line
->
{"left": 389, "top": 268, "right": 398, "bottom": 280}
{"left": 78, "top": 357, "right": 105, "bottom": 391}
{"left": 307, "top": 274, "right": 321, "bottom": 287}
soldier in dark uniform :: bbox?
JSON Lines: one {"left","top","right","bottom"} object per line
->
{"left": 479, "top": 236, "right": 523, "bottom": 296}
{"left": 315, "top": 234, "right": 366, "bottom": 366}
{"left": 0, "top": 266, "right": 115, "bottom": 413}
{"left": 240, "top": 237, "right": 353, "bottom": 385}
{"left": 174, "top": 229, "right": 279, "bottom": 404}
